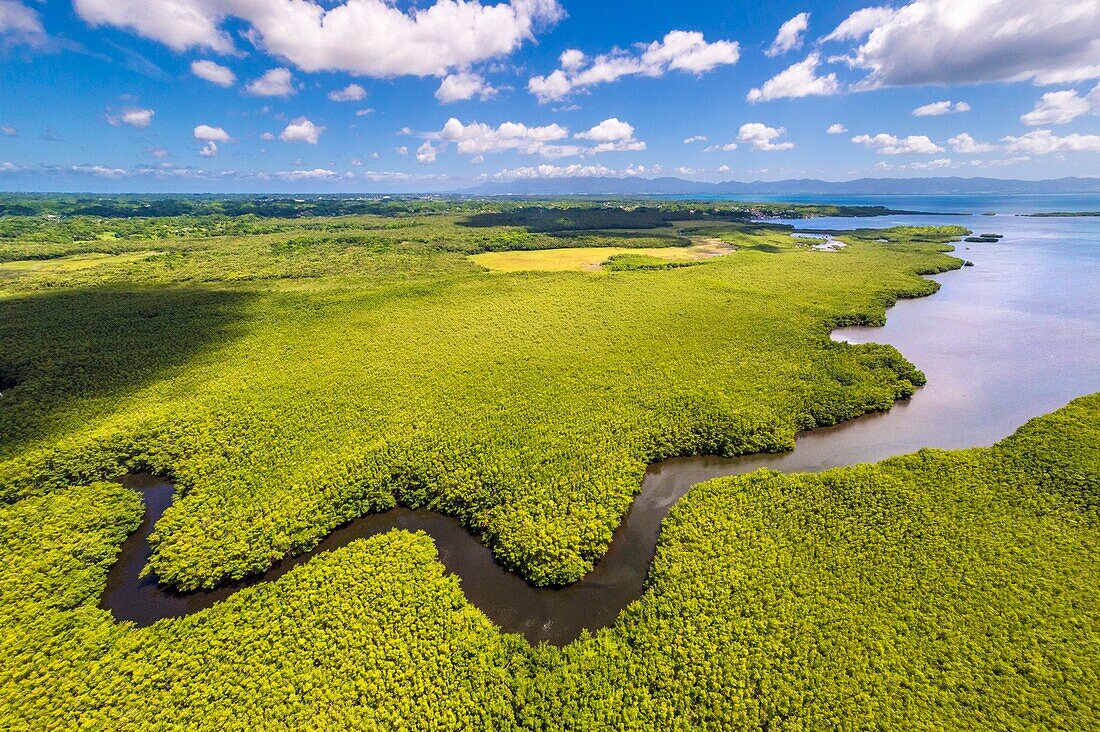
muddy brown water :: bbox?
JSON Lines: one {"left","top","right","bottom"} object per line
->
{"left": 101, "top": 214, "right": 1100, "bottom": 645}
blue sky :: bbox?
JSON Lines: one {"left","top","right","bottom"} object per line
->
{"left": 1, "top": 0, "right": 1099, "bottom": 191}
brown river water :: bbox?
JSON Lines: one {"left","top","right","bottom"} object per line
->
{"left": 101, "top": 211, "right": 1100, "bottom": 645}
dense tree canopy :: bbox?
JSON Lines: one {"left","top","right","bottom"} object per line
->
{"left": 0, "top": 199, "right": 1093, "bottom": 728}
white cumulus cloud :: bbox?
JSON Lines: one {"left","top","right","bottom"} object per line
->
{"left": 912, "top": 100, "right": 970, "bottom": 116}
{"left": 827, "top": 0, "right": 1100, "bottom": 88}
{"left": 191, "top": 59, "right": 236, "bottom": 87}
{"left": 766, "top": 12, "right": 809, "bottom": 57}
{"left": 910, "top": 158, "right": 953, "bottom": 170}
{"left": 827, "top": 123, "right": 847, "bottom": 134}
{"left": 528, "top": 30, "right": 739, "bottom": 102}
{"left": 821, "top": 7, "right": 895, "bottom": 43}
{"left": 488, "top": 163, "right": 625, "bottom": 180}
{"left": 737, "top": 122, "right": 794, "bottom": 151}
{"left": 416, "top": 141, "right": 438, "bottom": 164}
{"left": 71, "top": 164, "right": 128, "bottom": 178}
{"left": 748, "top": 53, "right": 839, "bottom": 102}
{"left": 574, "top": 118, "right": 645, "bottom": 152}
{"left": 683, "top": 135, "right": 707, "bottom": 144}
{"left": 436, "top": 117, "right": 644, "bottom": 158}
{"left": 948, "top": 133, "right": 997, "bottom": 153}
{"left": 280, "top": 117, "right": 324, "bottom": 144}
{"left": 194, "top": 124, "right": 230, "bottom": 142}
{"left": 1021, "top": 84, "right": 1099, "bottom": 125}
{"left": 852, "top": 133, "right": 944, "bottom": 155}
{"left": 275, "top": 168, "right": 346, "bottom": 180}
{"left": 247, "top": 68, "right": 296, "bottom": 97}
{"left": 198, "top": 141, "right": 219, "bottom": 157}
{"left": 1002, "top": 129, "right": 1100, "bottom": 154}
{"left": 559, "top": 49, "right": 585, "bottom": 71}
{"left": 574, "top": 118, "right": 633, "bottom": 142}
{"left": 107, "top": 107, "right": 155, "bottom": 128}
{"left": 328, "top": 83, "right": 367, "bottom": 102}
{"left": 438, "top": 117, "right": 575, "bottom": 158}
{"left": 72, "top": 0, "right": 563, "bottom": 78}
{"left": 435, "top": 72, "right": 498, "bottom": 103}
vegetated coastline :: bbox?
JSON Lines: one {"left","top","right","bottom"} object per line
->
{"left": 1, "top": 199, "right": 1097, "bottom": 729}
{"left": 1024, "top": 211, "right": 1100, "bottom": 217}
{"left": 99, "top": 235, "right": 966, "bottom": 644}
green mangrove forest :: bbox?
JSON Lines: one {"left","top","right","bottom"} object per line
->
{"left": 0, "top": 197, "right": 1096, "bottom": 729}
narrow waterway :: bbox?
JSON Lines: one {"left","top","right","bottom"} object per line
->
{"left": 102, "top": 210, "right": 1100, "bottom": 645}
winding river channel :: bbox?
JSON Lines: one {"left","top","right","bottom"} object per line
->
{"left": 102, "top": 203, "right": 1100, "bottom": 645}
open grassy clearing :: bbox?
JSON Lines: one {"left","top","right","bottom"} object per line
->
{"left": 471, "top": 242, "right": 735, "bottom": 272}
{"left": 0, "top": 250, "right": 163, "bottom": 279}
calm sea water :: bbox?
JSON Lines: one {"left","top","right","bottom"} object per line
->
{"left": 769, "top": 194, "right": 1100, "bottom": 451}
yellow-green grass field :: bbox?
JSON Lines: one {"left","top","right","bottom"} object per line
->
{"left": 0, "top": 251, "right": 162, "bottom": 279}
{"left": 471, "top": 242, "right": 735, "bottom": 272}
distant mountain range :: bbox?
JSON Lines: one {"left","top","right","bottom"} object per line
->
{"left": 463, "top": 176, "right": 1100, "bottom": 196}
